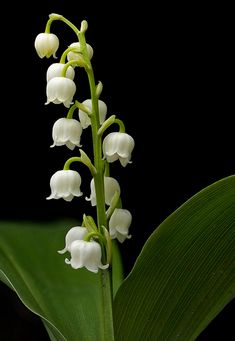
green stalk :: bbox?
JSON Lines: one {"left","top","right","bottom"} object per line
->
{"left": 78, "top": 32, "right": 107, "bottom": 232}
{"left": 101, "top": 270, "right": 114, "bottom": 340}
{"left": 78, "top": 28, "right": 115, "bottom": 341}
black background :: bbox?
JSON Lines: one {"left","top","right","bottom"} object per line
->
{"left": 0, "top": 1, "right": 234, "bottom": 339}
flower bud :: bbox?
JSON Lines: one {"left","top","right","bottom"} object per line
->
{"left": 80, "top": 20, "right": 88, "bottom": 33}
{"left": 96, "top": 81, "right": 103, "bottom": 98}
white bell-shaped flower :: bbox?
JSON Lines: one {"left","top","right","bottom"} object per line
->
{"left": 47, "top": 170, "right": 83, "bottom": 202}
{"left": 51, "top": 118, "right": 83, "bottom": 150}
{"left": 109, "top": 208, "right": 132, "bottom": 243}
{"left": 46, "top": 77, "right": 76, "bottom": 108}
{"left": 65, "top": 240, "right": 109, "bottom": 273}
{"left": 67, "top": 42, "right": 93, "bottom": 62}
{"left": 46, "top": 63, "right": 75, "bottom": 82}
{"left": 34, "top": 33, "right": 59, "bottom": 58}
{"left": 103, "top": 132, "right": 135, "bottom": 167}
{"left": 58, "top": 226, "right": 88, "bottom": 254}
{"left": 78, "top": 99, "right": 107, "bottom": 129}
{"left": 86, "top": 176, "right": 120, "bottom": 206}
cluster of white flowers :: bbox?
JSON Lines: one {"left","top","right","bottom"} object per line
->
{"left": 34, "top": 16, "right": 135, "bottom": 273}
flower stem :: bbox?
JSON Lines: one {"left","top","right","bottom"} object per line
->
{"left": 48, "top": 13, "right": 80, "bottom": 36}
{"left": 78, "top": 28, "right": 114, "bottom": 340}
{"left": 101, "top": 269, "right": 114, "bottom": 341}
{"left": 78, "top": 32, "right": 107, "bottom": 232}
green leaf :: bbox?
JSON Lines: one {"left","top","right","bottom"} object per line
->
{"left": 114, "top": 175, "right": 235, "bottom": 340}
{"left": 0, "top": 220, "right": 122, "bottom": 341}
{"left": 112, "top": 240, "right": 124, "bottom": 296}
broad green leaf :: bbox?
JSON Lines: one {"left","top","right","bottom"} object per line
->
{"left": 0, "top": 220, "right": 122, "bottom": 341}
{"left": 114, "top": 175, "right": 235, "bottom": 340}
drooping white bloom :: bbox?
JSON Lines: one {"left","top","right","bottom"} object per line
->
{"left": 46, "top": 77, "right": 76, "bottom": 108}
{"left": 65, "top": 240, "right": 109, "bottom": 273}
{"left": 47, "top": 170, "right": 83, "bottom": 201}
{"left": 78, "top": 99, "right": 107, "bottom": 129}
{"left": 86, "top": 176, "right": 120, "bottom": 206}
{"left": 51, "top": 118, "right": 83, "bottom": 150}
{"left": 67, "top": 42, "right": 93, "bottom": 62}
{"left": 103, "top": 132, "right": 135, "bottom": 167}
{"left": 58, "top": 226, "right": 88, "bottom": 254}
{"left": 34, "top": 33, "right": 59, "bottom": 58}
{"left": 46, "top": 63, "right": 75, "bottom": 82}
{"left": 109, "top": 208, "right": 132, "bottom": 243}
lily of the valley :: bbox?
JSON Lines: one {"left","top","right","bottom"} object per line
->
{"left": 67, "top": 42, "right": 93, "bottom": 62}
{"left": 51, "top": 117, "right": 83, "bottom": 150}
{"left": 47, "top": 170, "right": 83, "bottom": 201}
{"left": 58, "top": 226, "right": 88, "bottom": 254}
{"left": 78, "top": 99, "right": 107, "bottom": 129}
{"left": 86, "top": 176, "right": 121, "bottom": 206}
{"left": 46, "top": 63, "right": 75, "bottom": 82}
{"left": 34, "top": 33, "right": 59, "bottom": 58}
{"left": 109, "top": 208, "right": 132, "bottom": 243}
{"left": 46, "top": 77, "right": 76, "bottom": 108}
{"left": 65, "top": 240, "right": 109, "bottom": 273}
{"left": 103, "top": 132, "right": 135, "bottom": 167}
